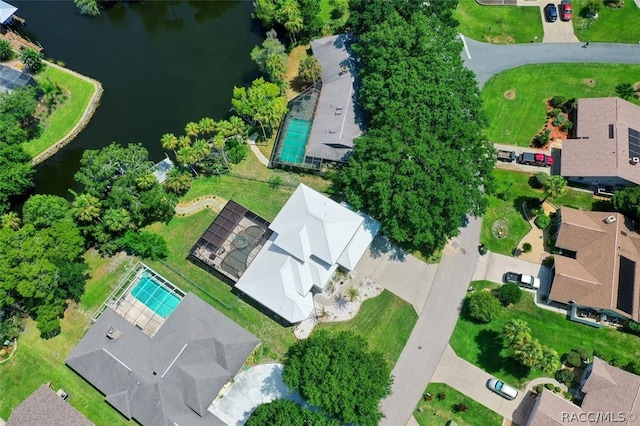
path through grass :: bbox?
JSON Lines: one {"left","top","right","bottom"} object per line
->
{"left": 483, "top": 64, "right": 640, "bottom": 146}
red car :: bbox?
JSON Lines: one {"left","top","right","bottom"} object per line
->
{"left": 561, "top": 0, "right": 572, "bottom": 21}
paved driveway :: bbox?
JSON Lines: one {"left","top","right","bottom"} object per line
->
{"left": 353, "top": 236, "right": 438, "bottom": 314}
{"left": 473, "top": 251, "right": 552, "bottom": 287}
{"left": 494, "top": 143, "right": 553, "bottom": 174}
{"left": 540, "top": 8, "right": 579, "bottom": 43}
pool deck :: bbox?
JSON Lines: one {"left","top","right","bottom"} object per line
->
{"left": 113, "top": 293, "right": 166, "bottom": 338}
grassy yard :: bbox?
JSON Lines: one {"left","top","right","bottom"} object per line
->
{"left": 450, "top": 281, "right": 640, "bottom": 389}
{"left": 572, "top": 0, "right": 640, "bottom": 43}
{"left": 483, "top": 64, "right": 640, "bottom": 146}
{"left": 414, "top": 383, "right": 503, "bottom": 426}
{"left": 0, "top": 252, "right": 136, "bottom": 424}
{"left": 453, "top": 0, "right": 543, "bottom": 44}
{"left": 25, "top": 64, "right": 96, "bottom": 158}
{"left": 316, "top": 290, "right": 418, "bottom": 365}
{"left": 481, "top": 169, "right": 610, "bottom": 255}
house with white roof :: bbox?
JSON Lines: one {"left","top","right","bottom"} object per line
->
{"left": 234, "top": 183, "right": 379, "bottom": 324}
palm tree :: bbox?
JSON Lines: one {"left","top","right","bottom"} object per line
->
{"left": 160, "top": 133, "right": 178, "bottom": 153}
{"left": 537, "top": 346, "right": 561, "bottom": 375}
{"left": 198, "top": 117, "right": 216, "bottom": 136}
{"left": 1, "top": 212, "right": 21, "bottom": 230}
{"left": 346, "top": 286, "right": 359, "bottom": 302}
{"left": 501, "top": 319, "right": 531, "bottom": 348}
{"left": 164, "top": 168, "right": 193, "bottom": 193}
{"left": 71, "top": 193, "right": 102, "bottom": 223}
{"left": 176, "top": 146, "right": 198, "bottom": 166}
{"left": 103, "top": 208, "right": 131, "bottom": 233}
{"left": 191, "top": 138, "right": 211, "bottom": 164}
{"left": 177, "top": 135, "right": 192, "bottom": 149}
{"left": 136, "top": 172, "right": 156, "bottom": 190}
{"left": 616, "top": 83, "right": 636, "bottom": 100}
{"left": 284, "top": 12, "right": 303, "bottom": 45}
{"left": 515, "top": 337, "right": 544, "bottom": 368}
{"left": 541, "top": 175, "right": 567, "bottom": 204}
{"left": 185, "top": 121, "right": 200, "bottom": 138}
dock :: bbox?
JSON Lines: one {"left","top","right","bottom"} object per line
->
{"left": 0, "top": 29, "right": 42, "bottom": 52}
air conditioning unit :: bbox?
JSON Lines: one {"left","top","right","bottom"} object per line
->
{"left": 605, "top": 215, "right": 617, "bottom": 224}
{"left": 633, "top": 157, "right": 640, "bottom": 164}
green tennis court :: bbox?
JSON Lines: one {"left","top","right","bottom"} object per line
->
{"left": 279, "top": 118, "right": 311, "bottom": 163}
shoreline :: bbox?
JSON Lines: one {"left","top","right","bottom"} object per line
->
{"left": 31, "top": 60, "right": 103, "bottom": 165}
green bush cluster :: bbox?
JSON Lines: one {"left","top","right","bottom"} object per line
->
{"left": 555, "top": 369, "right": 575, "bottom": 385}
{"left": 467, "top": 291, "right": 501, "bottom": 323}
{"left": 534, "top": 213, "right": 551, "bottom": 229}
{"left": 564, "top": 350, "right": 582, "bottom": 368}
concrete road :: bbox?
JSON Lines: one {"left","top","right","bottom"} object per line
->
{"left": 461, "top": 37, "right": 640, "bottom": 88}
{"left": 379, "top": 216, "right": 482, "bottom": 425}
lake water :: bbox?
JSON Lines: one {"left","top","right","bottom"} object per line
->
{"left": 12, "top": 0, "right": 262, "bottom": 196}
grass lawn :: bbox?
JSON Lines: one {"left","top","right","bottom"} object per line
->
{"left": 481, "top": 169, "right": 611, "bottom": 255}
{"left": 25, "top": 64, "right": 96, "bottom": 158}
{"left": 450, "top": 281, "right": 640, "bottom": 389}
{"left": 0, "top": 252, "right": 136, "bottom": 424}
{"left": 454, "top": 0, "right": 543, "bottom": 44}
{"left": 483, "top": 64, "right": 640, "bottom": 146}
{"left": 572, "top": 0, "right": 640, "bottom": 43}
{"left": 414, "top": 383, "right": 503, "bottom": 426}
{"left": 316, "top": 290, "right": 418, "bottom": 365}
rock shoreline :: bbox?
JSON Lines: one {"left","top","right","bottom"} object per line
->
{"left": 32, "top": 61, "right": 104, "bottom": 165}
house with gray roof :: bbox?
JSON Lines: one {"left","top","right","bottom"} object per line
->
{"left": 66, "top": 292, "right": 259, "bottom": 426}
{"left": 561, "top": 97, "right": 640, "bottom": 190}
{"left": 7, "top": 384, "right": 93, "bottom": 426}
{"left": 269, "top": 34, "right": 363, "bottom": 170}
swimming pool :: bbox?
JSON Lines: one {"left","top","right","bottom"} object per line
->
{"left": 131, "top": 275, "right": 181, "bottom": 318}
{"left": 279, "top": 117, "right": 311, "bottom": 164}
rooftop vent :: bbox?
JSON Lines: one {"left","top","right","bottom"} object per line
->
{"left": 605, "top": 215, "right": 617, "bottom": 224}
{"left": 106, "top": 327, "right": 122, "bottom": 340}
{"left": 609, "top": 124, "right": 614, "bottom": 139}
{"left": 633, "top": 157, "right": 639, "bottom": 164}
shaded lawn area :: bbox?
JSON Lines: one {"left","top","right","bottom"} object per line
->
{"left": 481, "top": 169, "right": 611, "bottom": 255}
{"left": 26, "top": 64, "right": 96, "bottom": 158}
{"left": 315, "top": 290, "right": 418, "bottom": 366}
{"left": 572, "top": 0, "right": 640, "bottom": 43}
{"left": 483, "top": 64, "right": 640, "bottom": 146}
{"left": 414, "top": 383, "right": 502, "bottom": 426}
{"left": 0, "top": 252, "right": 136, "bottom": 424}
{"left": 450, "top": 281, "right": 640, "bottom": 389}
{"left": 453, "top": 0, "right": 543, "bottom": 44}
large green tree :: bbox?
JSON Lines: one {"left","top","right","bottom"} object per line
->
{"left": 253, "top": 0, "right": 322, "bottom": 44}
{"left": 334, "top": 3, "right": 494, "bottom": 254}
{"left": 246, "top": 399, "right": 338, "bottom": 426}
{"left": 251, "top": 29, "right": 287, "bottom": 89}
{"left": 613, "top": 186, "right": 640, "bottom": 222}
{"left": 22, "top": 194, "right": 71, "bottom": 229}
{"left": 282, "top": 330, "right": 391, "bottom": 424}
{"left": 232, "top": 77, "right": 288, "bottom": 140}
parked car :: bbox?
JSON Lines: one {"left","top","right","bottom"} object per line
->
{"left": 487, "top": 378, "right": 518, "bottom": 400}
{"left": 497, "top": 150, "right": 516, "bottom": 162}
{"left": 517, "top": 152, "right": 553, "bottom": 167}
{"left": 544, "top": 3, "right": 558, "bottom": 22}
{"left": 504, "top": 272, "right": 541, "bottom": 289}
{"left": 561, "top": 0, "right": 572, "bottom": 21}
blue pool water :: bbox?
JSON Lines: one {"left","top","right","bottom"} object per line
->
{"left": 131, "top": 275, "right": 181, "bottom": 318}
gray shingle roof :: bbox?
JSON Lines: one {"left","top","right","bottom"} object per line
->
{"left": 66, "top": 292, "right": 259, "bottom": 426}
{"left": 7, "top": 384, "right": 94, "bottom": 426}
{"left": 307, "top": 34, "right": 363, "bottom": 162}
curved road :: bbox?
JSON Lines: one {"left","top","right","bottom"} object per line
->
{"left": 462, "top": 37, "right": 640, "bottom": 88}
{"left": 382, "top": 38, "right": 640, "bottom": 426}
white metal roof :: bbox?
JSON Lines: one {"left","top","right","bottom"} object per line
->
{"left": 0, "top": 1, "right": 17, "bottom": 24}
{"left": 235, "top": 184, "right": 378, "bottom": 323}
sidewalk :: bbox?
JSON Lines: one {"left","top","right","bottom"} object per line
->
{"left": 246, "top": 133, "right": 269, "bottom": 166}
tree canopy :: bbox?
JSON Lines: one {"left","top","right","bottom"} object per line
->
{"left": 73, "top": 142, "right": 176, "bottom": 253}
{"left": 282, "top": 330, "right": 391, "bottom": 424}
{"left": 251, "top": 29, "right": 288, "bottom": 90}
{"left": 334, "top": 1, "right": 494, "bottom": 254}
{"left": 253, "top": 0, "right": 322, "bottom": 45}
{"left": 22, "top": 194, "right": 71, "bottom": 229}
{"left": 232, "top": 77, "right": 287, "bottom": 140}
{"left": 246, "top": 399, "right": 338, "bottom": 426}
{"left": 613, "top": 186, "right": 640, "bottom": 222}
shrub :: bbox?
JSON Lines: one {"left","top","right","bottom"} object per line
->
{"left": 530, "top": 206, "right": 544, "bottom": 217}
{"left": 576, "top": 348, "right": 592, "bottom": 363}
{"left": 0, "top": 316, "right": 24, "bottom": 343}
{"left": 120, "top": 231, "right": 168, "bottom": 260}
{"left": 467, "top": 291, "right": 501, "bottom": 323}
{"left": 555, "top": 369, "right": 575, "bottom": 385}
{"left": 554, "top": 386, "right": 562, "bottom": 393}
{"left": 225, "top": 139, "right": 248, "bottom": 164}
{"left": 452, "top": 403, "right": 468, "bottom": 413}
{"left": 585, "top": 1, "right": 600, "bottom": 16}
{"left": 553, "top": 114, "right": 565, "bottom": 127}
{"left": 20, "top": 48, "right": 43, "bottom": 73}
{"left": 0, "top": 39, "right": 14, "bottom": 62}
{"left": 562, "top": 120, "right": 574, "bottom": 132}
{"left": 532, "top": 132, "right": 549, "bottom": 148}
{"left": 549, "top": 108, "right": 561, "bottom": 118}
{"left": 436, "top": 392, "right": 446, "bottom": 401}
{"left": 535, "top": 213, "right": 551, "bottom": 229}
{"left": 268, "top": 175, "right": 282, "bottom": 189}
{"left": 564, "top": 351, "right": 582, "bottom": 368}
{"left": 550, "top": 96, "right": 566, "bottom": 108}
{"left": 562, "top": 98, "right": 577, "bottom": 113}
{"left": 543, "top": 256, "right": 555, "bottom": 267}
{"left": 533, "top": 384, "right": 543, "bottom": 394}
{"left": 497, "top": 282, "right": 523, "bottom": 306}
{"left": 544, "top": 383, "right": 555, "bottom": 390}
{"left": 535, "top": 172, "right": 549, "bottom": 188}
{"left": 522, "top": 242, "right": 532, "bottom": 253}
{"left": 625, "top": 321, "right": 640, "bottom": 336}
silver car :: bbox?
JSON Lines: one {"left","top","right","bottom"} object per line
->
{"left": 487, "top": 378, "right": 518, "bottom": 400}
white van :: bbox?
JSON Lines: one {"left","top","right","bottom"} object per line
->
{"left": 487, "top": 378, "right": 518, "bottom": 400}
